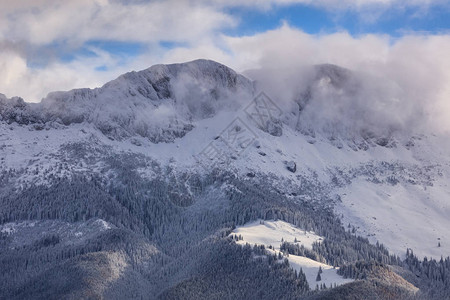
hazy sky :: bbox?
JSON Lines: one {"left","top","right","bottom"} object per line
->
{"left": 0, "top": 0, "right": 449, "bottom": 107}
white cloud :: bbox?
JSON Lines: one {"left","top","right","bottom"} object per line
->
{"left": 0, "top": 47, "right": 130, "bottom": 101}
{"left": 0, "top": 0, "right": 235, "bottom": 46}
{"left": 207, "top": 0, "right": 447, "bottom": 10}
{"left": 1, "top": 0, "right": 445, "bottom": 48}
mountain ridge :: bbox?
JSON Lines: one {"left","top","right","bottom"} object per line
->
{"left": 0, "top": 59, "right": 412, "bottom": 147}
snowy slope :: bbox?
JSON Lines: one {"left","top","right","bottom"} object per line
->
{"left": 287, "top": 255, "right": 352, "bottom": 290}
{"left": 232, "top": 220, "right": 323, "bottom": 250}
{"left": 336, "top": 174, "right": 450, "bottom": 259}
{"left": 231, "top": 220, "right": 353, "bottom": 289}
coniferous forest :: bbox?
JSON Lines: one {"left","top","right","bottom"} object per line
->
{"left": 0, "top": 145, "right": 448, "bottom": 299}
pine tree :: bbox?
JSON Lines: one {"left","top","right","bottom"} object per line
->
{"left": 316, "top": 269, "right": 322, "bottom": 281}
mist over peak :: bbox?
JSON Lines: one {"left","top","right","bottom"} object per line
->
{"left": 0, "top": 59, "right": 442, "bottom": 148}
{"left": 245, "top": 63, "right": 425, "bottom": 148}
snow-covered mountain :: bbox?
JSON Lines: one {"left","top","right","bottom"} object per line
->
{"left": 1, "top": 60, "right": 253, "bottom": 142}
{"left": 1, "top": 59, "right": 449, "bottom": 299}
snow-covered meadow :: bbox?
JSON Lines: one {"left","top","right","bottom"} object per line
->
{"left": 231, "top": 220, "right": 353, "bottom": 289}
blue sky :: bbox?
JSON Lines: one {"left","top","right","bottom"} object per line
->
{"left": 226, "top": 3, "right": 450, "bottom": 37}
{"left": 1, "top": 0, "right": 449, "bottom": 101}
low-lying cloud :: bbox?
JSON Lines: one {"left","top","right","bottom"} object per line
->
{"left": 223, "top": 25, "right": 450, "bottom": 135}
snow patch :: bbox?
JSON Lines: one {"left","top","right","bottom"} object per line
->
{"left": 231, "top": 220, "right": 352, "bottom": 289}
{"left": 96, "top": 219, "right": 112, "bottom": 230}
{"left": 232, "top": 219, "right": 322, "bottom": 250}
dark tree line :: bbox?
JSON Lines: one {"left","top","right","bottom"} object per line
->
{"left": 403, "top": 249, "right": 450, "bottom": 299}
{"left": 161, "top": 241, "right": 310, "bottom": 300}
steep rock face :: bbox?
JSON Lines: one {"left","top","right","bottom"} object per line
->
{"left": 296, "top": 64, "right": 354, "bottom": 112}
{"left": 0, "top": 60, "right": 254, "bottom": 143}
{"left": 0, "top": 94, "right": 41, "bottom": 125}
{"left": 39, "top": 59, "right": 254, "bottom": 142}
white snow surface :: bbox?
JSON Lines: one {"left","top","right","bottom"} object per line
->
{"left": 287, "top": 255, "right": 353, "bottom": 290}
{"left": 336, "top": 175, "right": 450, "bottom": 259}
{"left": 231, "top": 220, "right": 353, "bottom": 289}
{"left": 232, "top": 219, "right": 322, "bottom": 250}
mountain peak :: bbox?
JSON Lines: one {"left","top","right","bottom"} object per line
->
{"left": 4, "top": 60, "right": 252, "bottom": 142}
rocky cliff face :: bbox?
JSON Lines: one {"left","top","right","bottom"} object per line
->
{"left": 1, "top": 59, "right": 254, "bottom": 142}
